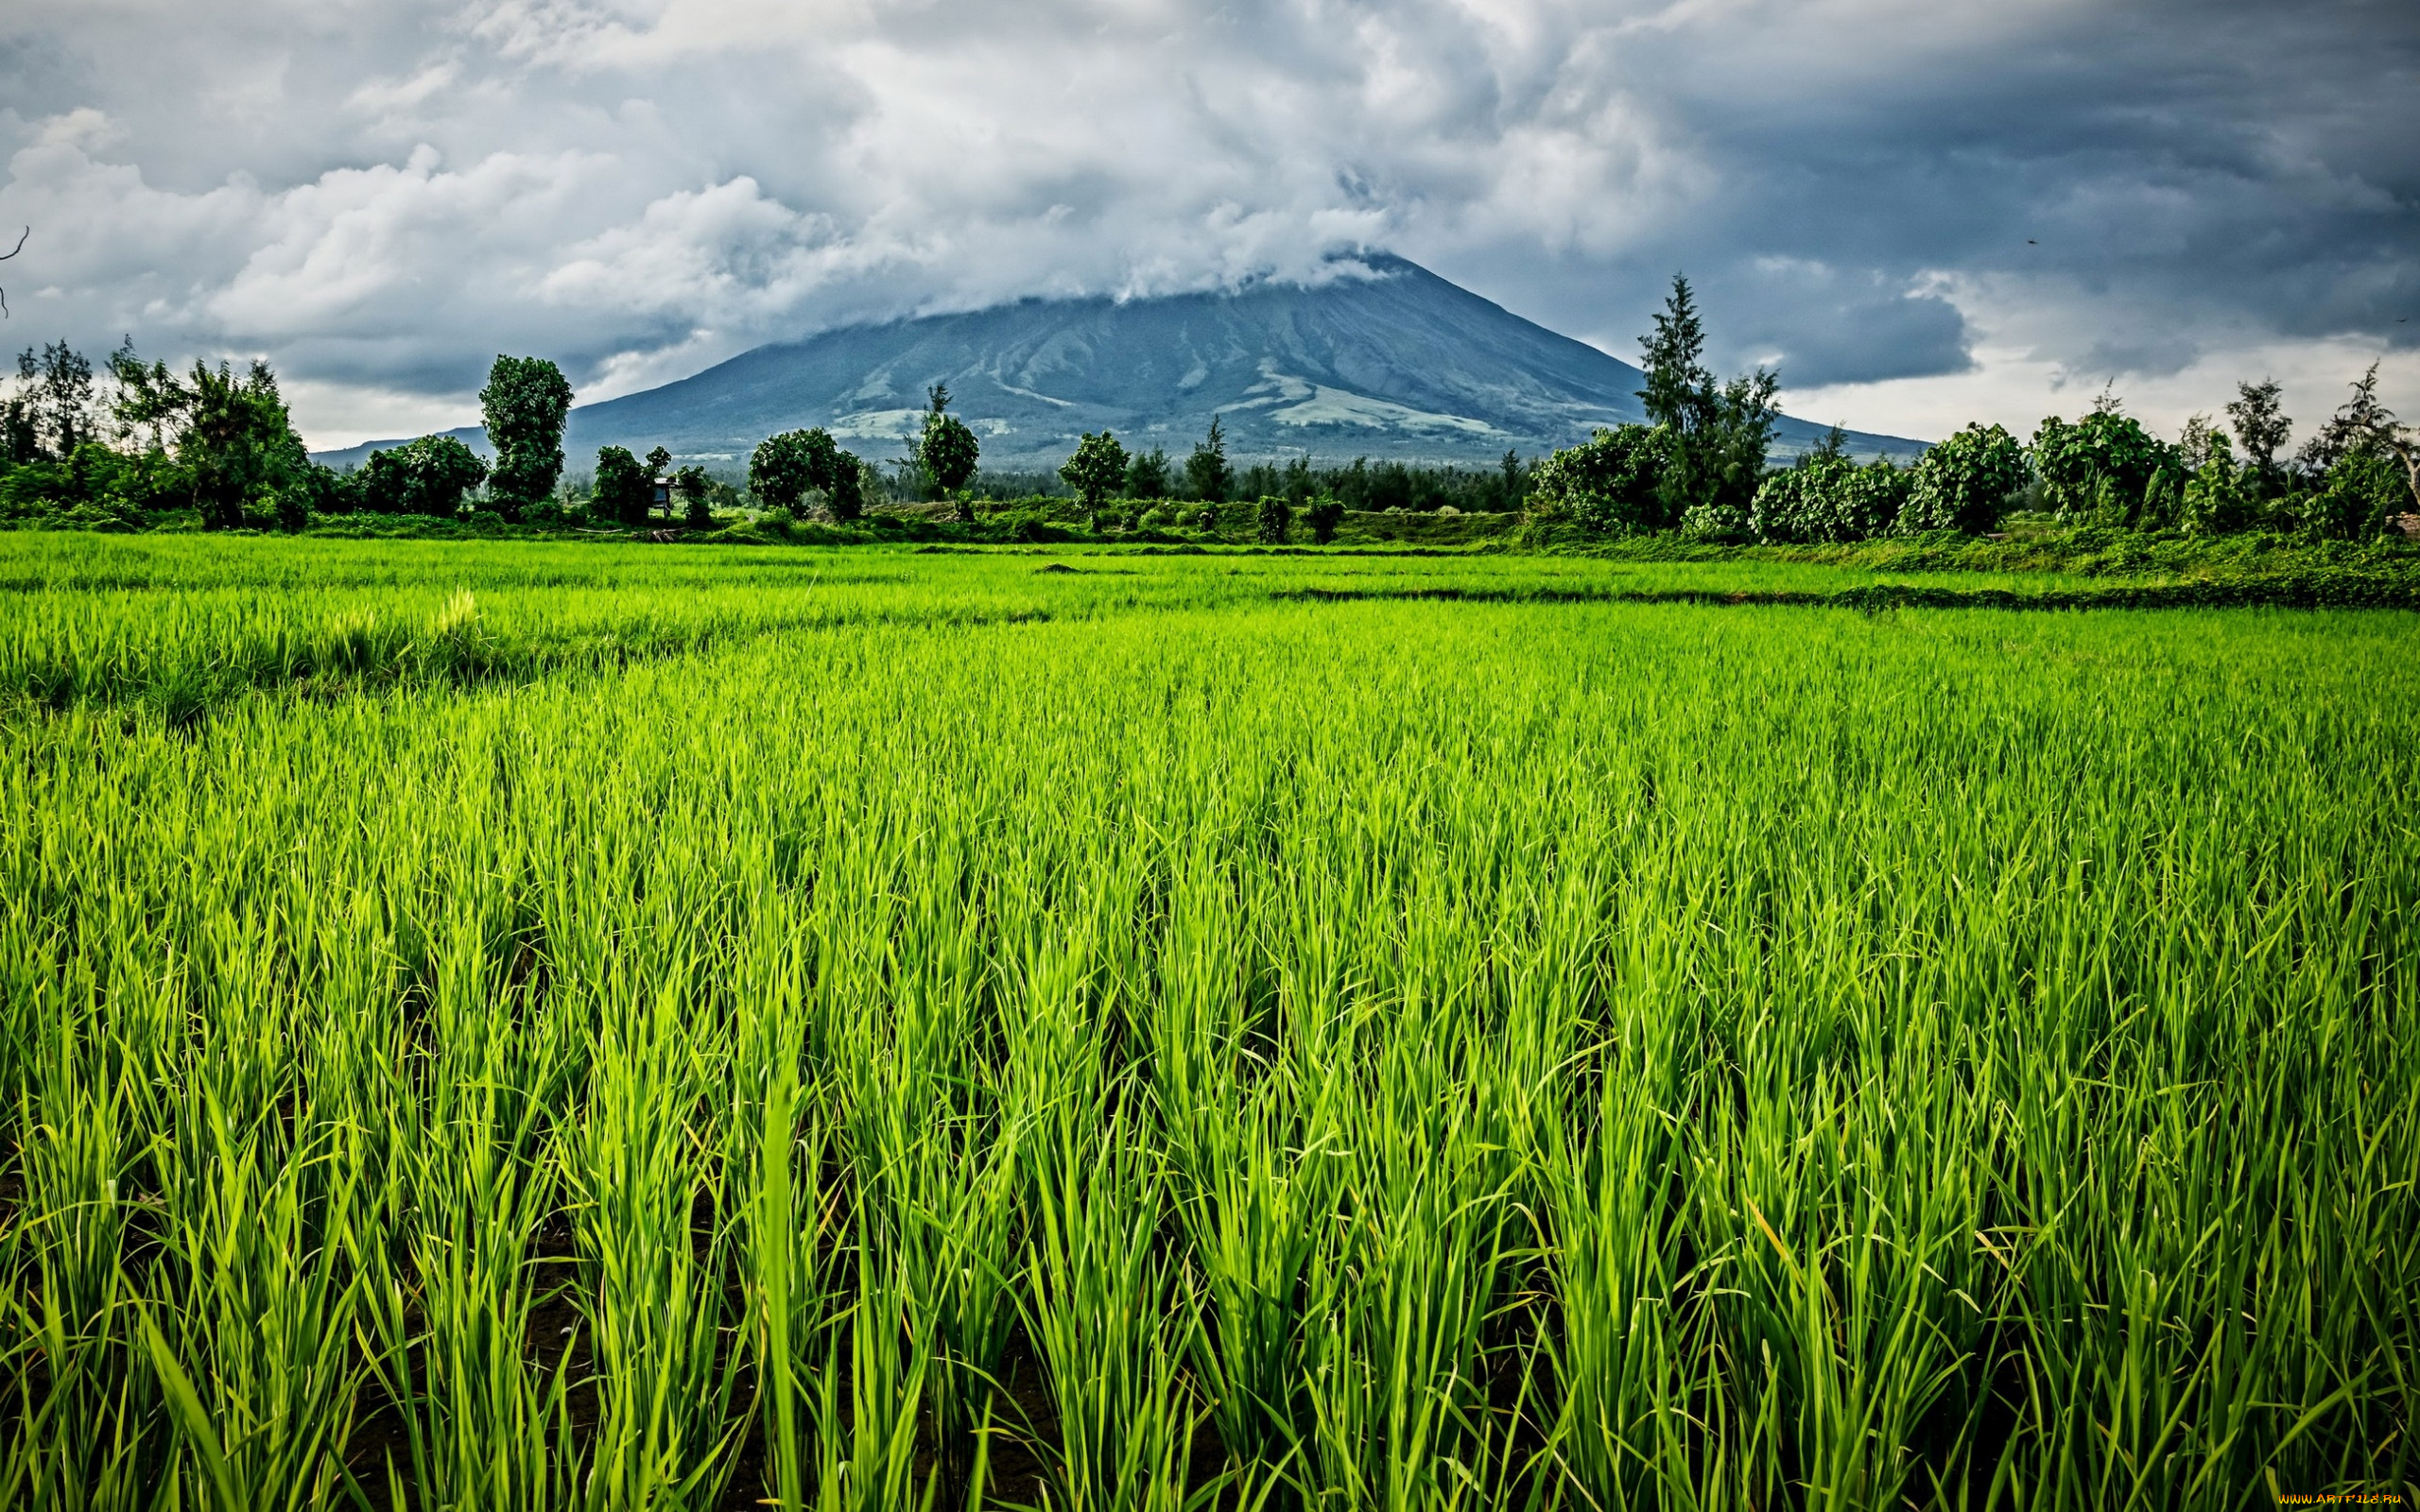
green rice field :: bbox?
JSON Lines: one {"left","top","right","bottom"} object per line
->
{"left": 2, "top": 536, "right": 2413, "bottom": 1509}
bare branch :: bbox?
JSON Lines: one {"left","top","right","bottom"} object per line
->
{"left": 0, "top": 226, "right": 23, "bottom": 318}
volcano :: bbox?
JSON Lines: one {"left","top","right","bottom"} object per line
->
{"left": 315, "top": 254, "right": 1926, "bottom": 473}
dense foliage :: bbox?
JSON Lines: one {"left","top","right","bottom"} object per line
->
{"left": 479, "top": 354, "right": 573, "bottom": 520}
{"left": 750, "top": 427, "right": 864, "bottom": 520}
{"left": 1526, "top": 422, "right": 1666, "bottom": 534}
{"left": 1060, "top": 430, "right": 1129, "bottom": 513}
{"left": 1530, "top": 367, "right": 2416, "bottom": 549}
{"left": 593, "top": 444, "right": 653, "bottom": 527}
{"left": 2032, "top": 402, "right": 2173, "bottom": 523}
{"left": 1184, "top": 415, "right": 1232, "bottom": 504}
{"left": 1124, "top": 445, "right": 1171, "bottom": 499}
{"left": 1750, "top": 446, "right": 1910, "bottom": 543}
{"left": 1522, "top": 277, "right": 1787, "bottom": 541}
{"left": 358, "top": 434, "right": 489, "bottom": 518}
{"left": 1638, "top": 275, "right": 1782, "bottom": 530}
{"left": 1901, "top": 421, "right": 2028, "bottom": 534}
{"left": 914, "top": 384, "right": 982, "bottom": 498}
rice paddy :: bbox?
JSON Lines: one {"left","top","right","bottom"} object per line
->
{"left": 2, "top": 536, "right": 2413, "bottom": 1509}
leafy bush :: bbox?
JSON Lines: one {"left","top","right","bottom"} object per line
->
{"left": 1002, "top": 508, "right": 1070, "bottom": 542}
{"left": 110, "top": 354, "right": 312, "bottom": 530}
{"left": 1302, "top": 494, "right": 1344, "bottom": 543}
{"left": 829, "top": 455, "right": 871, "bottom": 522}
{"left": 2031, "top": 405, "right": 2175, "bottom": 524}
{"left": 751, "top": 428, "right": 845, "bottom": 513}
{"left": 1529, "top": 424, "right": 1667, "bottom": 535}
{"left": 1, "top": 442, "right": 175, "bottom": 527}
{"left": 359, "top": 435, "right": 489, "bottom": 517}
{"left": 1902, "top": 422, "right": 2026, "bottom": 534}
{"left": 1751, "top": 455, "right": 1908, "bottom": 542}
{"left": 1255, "top": 494, "right": 1293, "bottom": 544}
{"left": 2177, "top": 438, "right": 2256, "bottom": 535}
{"left": 2300, "top": 450, "right": 2408, "bottom": 541}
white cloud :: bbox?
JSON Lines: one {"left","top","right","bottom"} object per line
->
{"left": 0, "top": 0, "right": 2411, "bottom": 448}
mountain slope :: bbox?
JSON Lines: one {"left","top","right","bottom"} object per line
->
{"left": 316, "top": 255, "right": 1926, "bottom": 472}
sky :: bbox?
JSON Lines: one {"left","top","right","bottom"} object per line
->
{"left": 2, "top": 0, "right": 2415, "bottom": 451}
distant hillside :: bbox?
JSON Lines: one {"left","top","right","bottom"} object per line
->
{"left": 315, "top": 255, "right": 1927, "bottom": 473}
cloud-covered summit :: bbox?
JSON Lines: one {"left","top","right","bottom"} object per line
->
{"left": 2, "top": 0, "right": 2414, "bottom": 448}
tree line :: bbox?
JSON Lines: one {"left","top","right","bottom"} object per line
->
{"left": 0, "top": 344, "right": 588, "bottom": 530}
{"left": 1524, "top": 276, "right": 2419, "bottom": 544}
{"left": 5, "top": 284, "right": 2413, "bottom": 541}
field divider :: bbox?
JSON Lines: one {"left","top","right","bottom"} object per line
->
{"left": 1273, "top": 573, "right": 2420, "bottom": 611}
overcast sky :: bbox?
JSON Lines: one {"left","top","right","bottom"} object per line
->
{"left": 4, "top": 0, "right": 2415, "bottom": 449}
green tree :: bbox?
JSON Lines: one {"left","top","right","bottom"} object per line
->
{"left": 750, "top": 431, "right": 813, "bottom": 512}
{"left": 1637, "top": 276, "right": 1709, "bottom": 438}
{"left": 2293, "top": 366, "right": 2417, "bottom": 526}
{"left": 11, "top": 341, "right": 96, "bottom": 458}
{"left": 0, "top": 441, "right": 162, "bottom": 529}
{"left": 1062, "top": 431, "right": 1130, "bottom": 518}
{"left": 828, "top": 451, "right": 870, "bottom": 521}
{"left": 1528, "top": 424, "right": 1666, "bottom": 535}
{"left": 674, "top": 464, "right": 715, "bottom": 527}
{"left": 1495, "top": 448, "right": 1528, "bottom": 511}
{"left": 1255, "top": 494, "right": 1292, "bottom": 544}
{"left": 918, "top": 385, "right": 982, "bottom": 498}
{"left": 1126, "top": 447, "right": 1171, "bottom": 499}
{"left": 751, "top": 428, "right": 845, "bottom": 512}
{"left": 286, "top": 462, "right": 360, "bottom": 526}
{"left": 1, "top": 391, "right": 35, "bottom": 465}
{"left": 923, "top": 411, "right": 980, "bottom": 494}
{"left": 593, "top": 445, "right": 651, "bottom": 527}
{"left": 1900, "top": 422, "right": 2027, "bottom": 534}
{"left": 2224, "top": 377, "right": 2291, "bottom": 492}
{"left": 360, "top": 435, "right": 488, "bottom": 517}
{"left": 1302, "top": 494, "right": 1344, "bottom": 543}
{"left": 2297, "top": 364, "right": 2394, "bottom": 475}
{"left": 2031, "top": 398, "right": 2174, "bottom": 524}
{"left": 108, "top": 355, "right": 308, "bottom": 529}
{"left": 2178, "top": 433, "right": 2254, "bottom": 534}
{"left": 480, "top": 356, "right": 574, "bottom": 521}
{"left": 1636, "top": 274, "right": 1780, "bottom": 528}
{"left": 2301, "top": 449, "right": 2406, "bottom": 540}
{"left": 1749, "top": 452, "right": 1904, "bottom": 542}
{"left": 1184, "top": 416, "right": 1231, "bottom": 503}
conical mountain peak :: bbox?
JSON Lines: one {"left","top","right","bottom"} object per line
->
{"left": 316, "top": 256, "right": 1922, "bottom": 471}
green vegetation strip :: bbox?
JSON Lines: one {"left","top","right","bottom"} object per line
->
{"left": 1279, "top": 567, "right": 2420, "bottom": 611}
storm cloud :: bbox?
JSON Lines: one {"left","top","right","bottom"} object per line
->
{"left": 2, "top": 0, "right": 2413, "bottom": 446}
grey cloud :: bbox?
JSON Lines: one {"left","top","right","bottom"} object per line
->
{"left": 1429, "top": 0, "right": 2416, "bottom": 399}
{"left": 0, "top": 0, "right": 2413, "bottom": 445}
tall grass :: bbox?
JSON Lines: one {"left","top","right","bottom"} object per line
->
{"left": 1, "top": 541, "right": 2413, "bottom": 1509}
